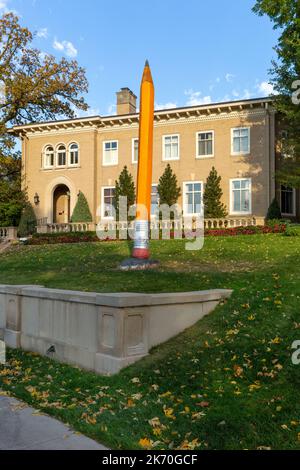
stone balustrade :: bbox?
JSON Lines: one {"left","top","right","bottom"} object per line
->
{"left": 37, "top": 222, "right": 96, "bottom": 234}
{"left": 36, "top": 216, "right": 266, "bottom": 236}
{"left": 0, "top": 284, "right": 232, "bottom": 375}
{"left": 97, "top": 216, "right": 266, "bottom": 234}
{"left": 204, "top": 216, "right": 266, "bottom": 229}
{"left": 0, "top": 227, "right": 17, "bottom": 241}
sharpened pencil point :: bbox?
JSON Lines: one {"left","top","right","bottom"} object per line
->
{"left": 145, "top": 59, "right": 149, "bottom": 67}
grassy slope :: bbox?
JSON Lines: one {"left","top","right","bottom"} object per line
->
{"left": 1, "top": 233, "right": 300, "bottom": 450}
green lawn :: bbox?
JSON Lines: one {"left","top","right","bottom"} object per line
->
{"left": 1, "top": 233, "right": 300, "bottom": 449}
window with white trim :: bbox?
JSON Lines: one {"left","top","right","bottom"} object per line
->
{"left": 151, "top": 184, "right": 159, "bottom": 216}
{"left": 281, "top": 185, "right": 295, "bottom": 215}
{"left": 69, "top": 143, "right": 79, "bottom": 166}
{"left": 44, "top": 145, "right": 54, "bottom": 168}
{"left": 102, "top": 187, "right": 116, "bottom": 218}
{"left": 163, "top": 135, "right": 179, "bottom": 161}
{"left": 231, "top": 179, "right": 251, "bottom": 214}
{"left": 57, "top": 144, "right": 66, "bottom": 166}
{"left": 132, "top": 138, "right": 139, "bottom": 164}
{"left": 103, "top": 141, "right": 118, "bottom": 166}
{"left": 231, "top": 127, "right": 250, "bottom": 155}
{"left": 183, "top": 182, "right": 203, "bottom": 215}
{"left": 197, "top": 131, "right": 214, "bottom": 157}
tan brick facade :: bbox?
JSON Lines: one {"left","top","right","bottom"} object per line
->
{"left": 12, "top": 97, "right": 282, "bottom": 224}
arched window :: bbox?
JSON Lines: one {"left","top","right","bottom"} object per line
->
{"left": 69, "top": 143, "right": 79, "bottom": 166}
{"left": 57, "top": 145, "right": 66, "bottom": 166}
{"left": 44, "top": 145, "right": 54, "bottom": 168}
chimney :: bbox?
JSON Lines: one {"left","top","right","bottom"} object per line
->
{"left": 116, "top": 88, "right": 137, "bottom": 115}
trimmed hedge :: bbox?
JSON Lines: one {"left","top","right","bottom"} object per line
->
{"left": 267, "top": 198, "right": 282, "bottom": 220}
{"left": 71, "top": 191, "right": 92, "bottom": 223}
{"left": 30, "top": 231, "right": 105, "bottom": 245}
{"left": 18, "top": 202, "right": 37, "bottom": 237}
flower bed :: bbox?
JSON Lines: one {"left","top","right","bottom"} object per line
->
{"left": 28, "top": 224, "right": 287, "bottom": 245}
{"left": 204, "top": 223, "right": 286, "bottom": 237}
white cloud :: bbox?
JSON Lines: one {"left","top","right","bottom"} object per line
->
{"left": 257, "top": 81, "right": 274, "bottom": 96}
{"left": 209, "top": 77, "right": 221, "bottom": 91}
{"left": 37, "top": 27, "right": 48, "bottom": 39}
{"left": 225, "top": 73, "right": 235, "bottom": 83}
{"left": 0, "top": 0, "right": 7, "bottom": 8}
{"left": 241, "top": 89, "right": 252, "bottom": 100}
{"left": 69, "top": 102, "right": 100, "bottom": 118}
{"left": 198, "top": 96, "right": 212, "bottom": 105}
{"left": 221, "top": 94, "right": 231, "bottom": 102}
{"left": 232, "top": 89, "right": 240, "bottom": 98}
{"left": 0, "top": 0, "right": 19, "bottom": 14}
{"left": 155, "top": 101, "right": 177, "bottom": 110}
{"left": 184, "top": 89, "right": 212, "bottom": 106}
{"left": 75, "top": 106, "right": 100, "bottom": 118}
{"left": 88, "top": 107, "right": 100, "bottom": 116}
{"left": 53, "top": 38, "right": 77, "bottom": 58}
{"left": 53, "top": 39, "right": 64, "bottom": 51}
{"left": 107, "top": 104, "right": 116, "bottom": 115}
{"left": 63, "top": 42, "right": 77, "bottom": 58}
{"left": 39, "top": 51, "right": 49, "bottom": 61}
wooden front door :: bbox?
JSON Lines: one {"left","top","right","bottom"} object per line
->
{"left": 53, "top": 185, "right": 70, "bottom": 223}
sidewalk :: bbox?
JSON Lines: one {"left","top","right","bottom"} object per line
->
{"left": 0, "top": 394, "right": 107, "bottom": 450}
{"left": 0, "top": 241, "right": 11, "bottom": 254}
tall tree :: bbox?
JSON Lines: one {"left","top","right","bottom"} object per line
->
{"left": 0, "top": 12, "right": 89, "bottom": 225}
{"left": 0, "top": 13, "right": 88, "bottom": 131}
{"left": 0, "top": 152, "right": 25, "bottom": 226}
{"left": 253, "top": 0, "right": 300, "bottom": 187}
{"left": 157, "top": 164, "right": 181, "bottom": 207}
{"left": 114, "top": 166, "right": 136, "bottom": 219}
{"left": 203, "top": 167, "right": 227, "bottom": 218}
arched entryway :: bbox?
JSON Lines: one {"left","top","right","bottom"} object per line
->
{"left": 53, "top": 185, "right": 70, "bottom": 223}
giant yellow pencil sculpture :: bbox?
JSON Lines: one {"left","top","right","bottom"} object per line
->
{"left": 132, "top": 60, "right": 155, "bottom": 260}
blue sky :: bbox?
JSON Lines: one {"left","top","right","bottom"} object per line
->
{"left": 1, "top": 0, "right": 279, "bottom": 116}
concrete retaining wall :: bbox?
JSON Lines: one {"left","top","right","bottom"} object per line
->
{"left": 0, "top": 285, "right": 232, "bottom": 375}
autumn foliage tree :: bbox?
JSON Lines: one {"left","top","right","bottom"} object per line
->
{"left": 253, "top": 0, "right": 300, "bottom": 187}
{"left": 0, "top": 13, "right": 88, "bottom": 130}
{"left": 0, "top": 12, "right": 89, "bottom": 225}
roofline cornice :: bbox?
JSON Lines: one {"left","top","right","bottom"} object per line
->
{"left": 8, "top": 97, "right": 274, "bottom": 136}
